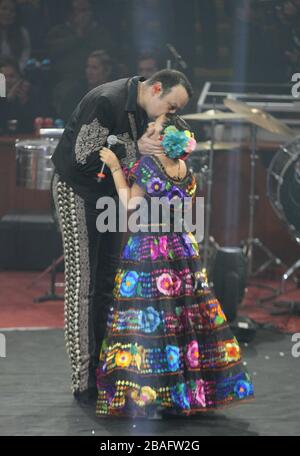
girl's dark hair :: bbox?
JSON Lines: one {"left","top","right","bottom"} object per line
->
{"left": 162, "top": 113, "right": 191, "bottom": 132}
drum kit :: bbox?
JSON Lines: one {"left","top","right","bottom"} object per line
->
{"left": 183, "top": 98, "right": 300, "bottom": 308}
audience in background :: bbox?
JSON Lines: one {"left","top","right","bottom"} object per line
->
{"left": 45, "top": 0, "right": 113, "bottom": 84}
{"left": 14, "top": 0, "right": 44, "bottom": 54}
{"left": 277, "top": 0, "right": 300, "bottom": 76}
{"left": 128, "top": 0, "right": 172, "bottom": 70}
{"left": 137, "top": 52, "right": 160, "bottom": 79}
{"left": 53, "top": 49, "right": 114, "bottom": 122}
{"left": 0, "top": 56, "right": 50, "bottom": 132}
{"left": 0, "top": 0, "right": 31, "bottom": 70}
{"left": 0, "top": 0, "right": 297, "bottom": 133}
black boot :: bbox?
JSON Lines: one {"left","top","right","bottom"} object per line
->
{"left": 73, "top": 387, "right": 98, "bottom": 405}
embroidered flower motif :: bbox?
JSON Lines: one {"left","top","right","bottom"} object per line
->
{"left": 225, "top": 342, "right": 240, "bottom": 362}
{"left": 168, "top": 249, "right": 175, "bottom": 260}
{"left": 159, "top": 236, "right": 168, "bottom": 258}
{"left": 141, "top": 307, "right": 161, "bottom": 333}
{"left": 166, "top": 345, "right": 180, "bottom": 372}
{"left": 131, "top": 386, "right": 157, "bottom": 406}
{"left": 167, "top": 186, "right": 185, "bottom": 207}
{"left": 195, "top": 379, "right": 206, "bottom": 407}
{"left": 215, "top": 303, "right": 227, "bottom": 325}
{"left": 186, "top": 176, "right": 197, "bottom": 197}
{"left": 129, "top": 156, "right": 157, "bottom": 189}
{"left": 234, "top": 380, "right": 253, "bottom": 399}
{"left": 128, "top": 236, "right": 139, "bottom": 248}
{"left": 170, "top": 383, "right": 190, "bottom": 409}
{"left": 75, "top": 118, "right": 109, "bottom": 164}
{"left": 136, "top": 272, "right": 152, "bottom": 297}
{"left": 208, "top": 303, "right": 218, "bottom": 322}
{"left": 115, "top": 350, "right": 132, "bottom": 368}
{"left": 99, "top": 337, "right": 108, "bottom": 362}
{"left": 123, "top": 244, "right": 131, "bottom": 259}
{"left": 182, "top": 232, "right": 199, "bottom": 256}
{"left": 218, "top": 303, "right": 227, "bottom": 319}
{"left": 186, "top": 340, "right": 200, "bottom": 368}
{"left": 123, "top": 237, "right": 140, "bottom": 260}
{"left": 113, "top": 269, "right": 126, "bottom": 297}
{"left": 120, "top": 271, "right": 139, "bottom": 297}
{"left": 128, "top": 160, "right": 140, "bottom": 183}
{"left": 188, "top": 379, "right": 206, "bottom": 407}
{"left": 181, "top": 233, "right": 197, "bottom": 257}
{"left": 156, "top": 273, "right": 182, "bottom": 296}
{"left": 180, "top": 307, "right": 191, "bottom": 329}
{"left": 156, "top": 273, "right": 173, "bottom": 295}
{"left": 146, "top": 177, "right": 165, "bottom": 195}
{"left": 106, "top": 385, "right": 117, "bottom": 406}
{"left": 150, "top": 240, "right": 159, "bottom": 260}
{"left": 171, "top": 273, "right": 182, "bottom": 294}
{"left": 140, "top": 386, "right": 157, "bottom": 403}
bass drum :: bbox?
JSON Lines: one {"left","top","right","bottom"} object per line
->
{"left": 267, "top": 136, "right": 300, "bottom": 240}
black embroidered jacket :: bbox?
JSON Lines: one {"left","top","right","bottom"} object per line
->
{"left": 51, "top": 76, "right": 148, "bottom": 202}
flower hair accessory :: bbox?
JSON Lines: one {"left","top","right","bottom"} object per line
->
{"left": 160, "top": 125, "right": 196, "bottom": 159}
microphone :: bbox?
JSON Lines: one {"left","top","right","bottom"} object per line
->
{"left": 97, "top": 135, "right": 126, "bottom": 182}
{"left": 166, "top": 43, "right": 187, "bottom": 70}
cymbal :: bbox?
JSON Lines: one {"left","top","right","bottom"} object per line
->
{"left": 182, "top": 109, "right": 248, "bottom": 121}
{"left": 195, "top": 141, "right": 241, "bottom": 151}
{"left": 224, "top": 98, "right": 295, "bottom": 137}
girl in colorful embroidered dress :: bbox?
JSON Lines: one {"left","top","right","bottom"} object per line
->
{"left": 96, "top": 114, "right": 254, "bottom": 418}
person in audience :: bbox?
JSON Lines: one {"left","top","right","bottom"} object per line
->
{"left": 45, "top": 0, "right": 114, "bottom": 84}
{"left": 53, "top": 49, "right": 114, "bottom": 122}
{"left": 0, "top": 0, "right": 31, "bottom": 70}
{"left": 0, "top": 56, "right": 50, "bottom": 133}
{"left": 137, "top": 52, "right": 161, "bottom": 80}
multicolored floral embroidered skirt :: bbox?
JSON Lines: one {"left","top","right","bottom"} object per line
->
{"left": 96, "top": 231, "right": 254, "bottom": 418}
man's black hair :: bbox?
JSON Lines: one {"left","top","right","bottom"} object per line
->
{"left": 146, "top": 69, "right": 193, "bottom": 99}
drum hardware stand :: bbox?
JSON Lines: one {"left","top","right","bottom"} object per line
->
{"left": 28, "top": 255, "right": 64, "bottom": 302}
{"left": 281, "top": 258, "right": 300, "bottom": 293}
{"left": 271, "top": 299, "right": 300, "bottom": 316}
{"left": 241, "top": 124, "right": 285, "bottom": 278}
{"left": 258, "top": 256, "right": 300, "bottom": 315}
{"left": 203, "top": 117, "right": 219, "bottom": 271}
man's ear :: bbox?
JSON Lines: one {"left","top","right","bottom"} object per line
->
{"left": 151, "top": 82, "right": 162, "bottom": 96}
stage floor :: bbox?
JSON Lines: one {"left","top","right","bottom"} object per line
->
{"left": 0, "top": 328, "right": 299, "bottom": 436}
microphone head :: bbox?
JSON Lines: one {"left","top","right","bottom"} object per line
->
{"left": 107, "top": 135, "right": 118, "bottom": 147}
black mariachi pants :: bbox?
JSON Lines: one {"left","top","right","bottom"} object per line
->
{"left": 52, "top": 173, "right": 123, "bottom": 394}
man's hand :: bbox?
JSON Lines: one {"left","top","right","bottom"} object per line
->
{"left": 138, "top": 129, "right": 164, "bottom": 155}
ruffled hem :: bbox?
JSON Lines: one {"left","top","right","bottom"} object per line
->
{"left": 96, "top": 371, "right": 255, "bottom": 418}
{"left": 95, "top": 397, "right": 255, "bottom": 419}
